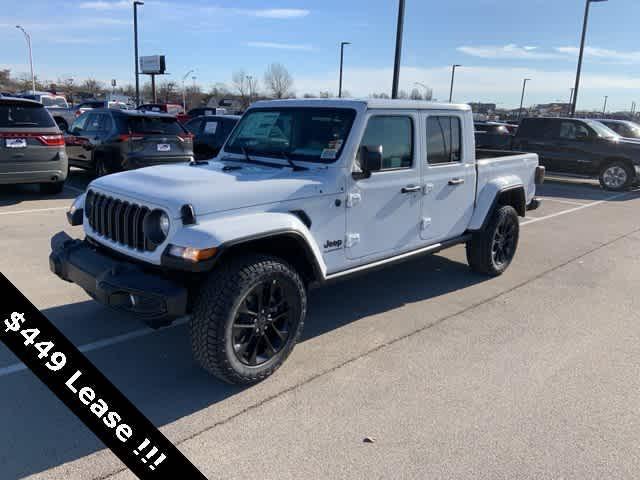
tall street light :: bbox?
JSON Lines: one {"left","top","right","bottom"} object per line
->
{"left": 133, "top": 1, "right": 144, "bottom": 107}
{"left": 518, "top": 78, "right": 531, "bottom": 122}
{"left": 602, "top": 95, "right": 608, "bottom": 116}
{"left": 449, "top": 64, "right": 461, "bottom": 102}
{"left": 182, "top": 69, "right": 194, "bottom": 111}
{"left": 391, "top": 0, "right": 405, "bottom": 99}
{"left": 571, "top": 0, "right": 608, "bottom": 117}
{"left": 338, "top": 41, "right": 351, "bottom": 98}
{"left": 15, "top": 26, "right": 35, "bottom": 93}
{"left": 567, "top": 87, "right": 575, "bottom": 116}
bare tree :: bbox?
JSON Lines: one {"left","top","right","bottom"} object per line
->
{"left": 397, "top": 89, "right": 409, "bottom": 99}
{"left": 81, "top": 78, "right": 103, "bottom": 97}
{"left": 264, "top": 63, "right": 293, "bottom": 99}
{"left": 370, "top": 92, "right": 390, "bottom": 99}
{"left": 158, "top": 81, "right": 178, "bottom": 103}
{"left": 319, "top": 91, "right": 333, "bottom": 98}
{"left": 410, "top": 88, "right": 423, "bottom": 100}
{"left": 232, "top": 70, "right": 253, "bottom": 108}
{"left": 303, "top": 93, "right": 315, "bottom": 98}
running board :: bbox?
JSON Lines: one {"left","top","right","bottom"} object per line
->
{"left": 324, "top": 234, "right": 472, "bottom": 282}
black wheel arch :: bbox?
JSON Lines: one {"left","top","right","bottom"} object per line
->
{"left": 214, "top": 230, "right": 323, "bottom": 285}
{"left": 476, "top": 185, "right": 526, "bottom": 232}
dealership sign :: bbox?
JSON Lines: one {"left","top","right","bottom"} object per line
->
{"left": 140, "top": 55, "right": 166, "bottom": 74}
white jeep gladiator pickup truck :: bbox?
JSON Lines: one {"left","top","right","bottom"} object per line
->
{"left": 50, "top": 99, "right": 544, "bottom": 384}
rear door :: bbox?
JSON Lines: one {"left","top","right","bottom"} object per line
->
{"left": 65, "top": 113, "right": 93, "bottom": 166}
{"left": 420, "top": 112, "right": 476, "bottom": 242}
{"left": 515, "top": 119, "right": 559, "bottom": 170}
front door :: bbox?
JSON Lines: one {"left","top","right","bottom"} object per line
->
{"left": 553, "top": 119, "right": 597, "bottom": 174}
{"left": 346, "top": 112, "right": 422, "bottom": 260}
{"left": 420, "top": 113, "right": 476, "bottom": 242}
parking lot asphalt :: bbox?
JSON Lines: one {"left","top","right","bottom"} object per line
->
{"left": 1, "top": 171, "right": 640, "bottom": 479}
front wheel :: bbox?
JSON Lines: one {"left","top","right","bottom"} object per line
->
{"left": 40, "top": 181, "right": 65, "bottom": 194}
{"left": 190, "top": 254, "right": 307, "bottom": 385}
{"left": 599, "top": 162, "right": 634, "bottom": 191}
{"left": 466, "top": 205, "right": 520, "bottom": 276}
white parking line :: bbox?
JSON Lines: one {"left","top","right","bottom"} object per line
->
{"left": 0, "top": 206, "right": 68, "bottom": 216}
{"left": 542, "top": 198, "right": 591, "bottom": 207}
{"left": 0, "top": 317, "right": 189, "bottom": 378}
{"left": 522, "top": 190, "right": 633, "bottom": 226}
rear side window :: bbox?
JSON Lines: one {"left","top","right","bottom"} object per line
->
{"left": 127, "top": 117, "right": 186, "bottom": 135}
{"left": 518, "top": 119, "right": 555, "bottom": 139}
{"left": 359, "top": 116, "right": 413, "bottom": 170}
{"left": 427, "top": 116, "right": 462, "bottom": 164}
{"left": 185, "top": 119, "right": 203, "bottom": 134}
{"left": 0, "top": 103, "right": 56, "bottom": 128}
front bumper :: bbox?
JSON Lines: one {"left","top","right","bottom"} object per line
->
{"left": 49, "top": 232, "right": 188, "bottom": 327}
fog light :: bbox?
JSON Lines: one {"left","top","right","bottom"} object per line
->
{"left": 168, "top": 245, "right": 218, "bottom": 262}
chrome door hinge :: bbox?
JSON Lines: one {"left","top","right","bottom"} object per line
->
{"left": 346, "top": 192, "right": 361, "bottom": 208}
{"left": 424, "top": 183, "right": 434, "bottom": 195}
{"left": 346, "top": 233, "right": 361, "bottom": 248}
{"left": 421, "top": 217, "right": 432, "bottom": 231}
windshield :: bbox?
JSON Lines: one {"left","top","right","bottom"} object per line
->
{"left": 41, "top": 96, "right": 68, "bottom": 108}
{"left": 225, "top": 107, "right": 357, "bottom": 163}
{"left": 587, "top": 120, "right": 620, "bottom": 139}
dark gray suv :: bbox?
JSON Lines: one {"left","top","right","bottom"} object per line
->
{"left": 65, "top": 109, "right": 194, "bottom": 176}
{"left": 0, "top": 97, "right": 68, "bottom": 194}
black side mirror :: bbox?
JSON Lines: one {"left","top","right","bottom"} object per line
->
{"left": 356, "top": 145, "right": 383, "bottom": 178}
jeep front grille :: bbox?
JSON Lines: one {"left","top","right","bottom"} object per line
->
{"left": 85, "top": 190, "right": 156, "bottom": 252}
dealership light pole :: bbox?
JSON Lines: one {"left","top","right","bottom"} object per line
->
{"left": 391, "top": 0, "right": 405, "bottom": 99}
{"left": 182, "top": 69, "right": 194, "bottom": 111}
{"left": 338, "top": 41, "right": 350, "bottom": 98}
{"left": 15, "top": 26, "right": 35, "bottom": 93}
{"left": 602, "top": 95, "right": 608, "bottom": 116}
{"left": 567, "top": 87, "right": 575, "bottom": 116}
{"left": 133, "top": 1, "right": 144, "bottom": 106}
{"left": 517, "top": 78, "right": 531, "bottom": 122}
{"left": 571, "top": 0, "right": 608, "bottom": 117}
{"left": 449, "top": 64, "right": 461, "bottom": 102}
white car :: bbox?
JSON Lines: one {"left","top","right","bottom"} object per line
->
{"left": 50, "top": 99, "right": 544, "bottom": 384}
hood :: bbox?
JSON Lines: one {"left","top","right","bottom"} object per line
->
{"left": 89, "top": 161, "right": 333, "bottom": 218}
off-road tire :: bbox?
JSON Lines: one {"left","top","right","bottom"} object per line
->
{"left": 190, "top": 254, "right": 307, "bottom": 385}
{"left": 466, "top": 205, "right": 519, "bottom": 276}
{"left": 599, "top": 161, "right": 634, "bottom": 191}
{"left": 40, "top": 181, "right": 65, "bottom": 194}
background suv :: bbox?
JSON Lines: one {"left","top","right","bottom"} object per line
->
{"left": 65, "top": 109, "right": 194, "bottom": 176}
{"left": 184, "top": 114, "right": 239, "bottom": 159}
{"left": 0, "top": 97, "right": 67, "bottom": 193}
{"left": 512, "top": 117, "right": 640, "bottom": 191}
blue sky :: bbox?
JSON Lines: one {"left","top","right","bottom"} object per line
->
{"left": 1, "top": 0, "right": 639, "bottom": 111}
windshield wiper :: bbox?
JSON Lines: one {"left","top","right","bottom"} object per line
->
{"left": 279, "top": 151, "right": 307, "bottom": 171}
{"left": 231, "top": 146, "right": 283, "bottom": 169}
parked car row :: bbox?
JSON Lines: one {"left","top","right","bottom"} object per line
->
{"left": 475, "top": 117, "right": 640, "bottom": 191}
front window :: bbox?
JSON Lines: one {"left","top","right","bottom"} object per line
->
{"left": 225, "top": 107, "right": 356, "bottom": 163}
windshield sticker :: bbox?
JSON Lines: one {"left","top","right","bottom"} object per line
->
{"left": 321, "top": 148, "right": 338, "bottom": 160}
{"left": 328, "top": 139, "right": 344, "bottom": 150}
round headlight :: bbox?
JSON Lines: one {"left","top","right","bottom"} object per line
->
{"left": 143, "top": 209, "right": 170, "bottom": 246}
{"left": 160, "top": 212, "right": 170, "bottom": 236}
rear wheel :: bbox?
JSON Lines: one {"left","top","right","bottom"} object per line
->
{"left": 599, "top": 162, "right": 634, "bottom": 191}
{"left": 190, "top": 254, "right": 307, "bottom": 385}
{"left": 466, "top": 205, "right": 520, "bottom": 276}
{"left": 40, "top": 181, "right": 65, "bottom": 194}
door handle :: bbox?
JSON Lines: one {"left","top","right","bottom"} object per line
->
{"left": 401, "top": 185, "right": 423, "bottom": 194}
{"left": 448, "top": 178, "right": 465, "bottom": 186}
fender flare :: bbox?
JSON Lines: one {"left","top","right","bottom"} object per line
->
{"left": 468, "top": 179, "right": 525, "bottom": 232}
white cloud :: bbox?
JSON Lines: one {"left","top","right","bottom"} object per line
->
{"left": 248, "top": 8, "right": 309, "bottom": 19}
{"left": 79, "top": 0, "right": 130, "bottom": 10}
{"left": 555, "top": 46, "right": 640, "bottom": 64}
{"left": 247, "top": 41, "right": 313, "bottom": 51}
{"left": 457, "top": 44, "right": 562, "bottom": 60}
{"left": 201, "top": 6, "right": 310, "bottom": 19}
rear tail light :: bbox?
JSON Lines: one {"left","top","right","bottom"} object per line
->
{"left": 178, "top": 133, "right": 194, "bottom": 143}
{"left": 118, "top": 134, "right": 145, "bottom": 142}
{"left": 0, "top": 132, "right": 65, "bottom": 147}
{"left": 75, "top": 110, "right": 82, "bottom": 117}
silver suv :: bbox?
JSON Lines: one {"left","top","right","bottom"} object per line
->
{"left": 0, "top": 97, "right": 68, "bottom": 194}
